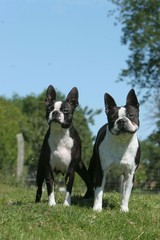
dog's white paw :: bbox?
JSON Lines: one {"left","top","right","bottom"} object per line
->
{"left": 63, "top": 192, "right": 71, "bottom": 207}
{"left": 93, "top": 204, "right": 102, "bottom": 212}
{"left": 48, "top": 193, "right": 56, "bottom": 207}
{"left": 120, "top": 205, "right": 129, "bottom": 213}
{"left": 49, "top": 201, "right": 56, "bottom": 207}
{"left": 63, "top": 200, "right": 71, "bottom": 207}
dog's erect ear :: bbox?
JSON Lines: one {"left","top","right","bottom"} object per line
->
{"left": 126, "top": 89, "right": 139, "bottom": 109}
{"left": 45, "top": 85, "right": 56, "bottom": 105}
{"left": 104, "top": 93, "right": 117, "bottom": 114}
{"left": 66, "top": 87, "right": 79, "bottom": 109}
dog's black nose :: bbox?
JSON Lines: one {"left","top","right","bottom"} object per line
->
{"left": 117, "top": 118, "right": 127, "bottom": 126}
{"left": 52, "top": 111, "right": 59, "bottom": 119}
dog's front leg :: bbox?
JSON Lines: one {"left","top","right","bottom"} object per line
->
{"left": 47, "top": 180, "right": 56, "bottom": 207}
{"left": 46, "top": 167, "right": 56, "bottom": 207}
{"left": 120, "top": 171, "right": 134, "bottom": 212}
{"left": 93, "top": 171, "right": 107, "bottom": 212}
{"left": 64, "top": 169, "right": 75, "bottom": 206}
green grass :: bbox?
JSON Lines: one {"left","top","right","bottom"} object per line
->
{"left": 0, "top": 184, "right": 160, "bottom": 240}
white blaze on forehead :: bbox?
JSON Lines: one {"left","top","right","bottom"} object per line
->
{"left": 118, "top": 107, "right": 126, "bottom": 118}
{"left": 54, "top": 101, "right": 62, "bottom": 111}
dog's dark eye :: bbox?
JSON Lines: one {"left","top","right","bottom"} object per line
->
{"left": 46, "top": 101, "right": 55, "bottom": 112}
{"left": 128, "top": 113, "right": 135, "bottom": 119}
{"left": 47, "top": 105, "right": 54, "bottom": 112}
{"left": 109, "top": 113, "right": 117, "bottom": 122}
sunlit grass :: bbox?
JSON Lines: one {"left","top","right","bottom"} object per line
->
{"left": 0, "top": 184, "right": 160, "bottom": 240}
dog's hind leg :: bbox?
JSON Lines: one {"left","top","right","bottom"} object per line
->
{"left": 35, "top": 167, "right": 44, "bottom": 203}
{"left": 76, "top": 161, "right": 94, "bottom": 199}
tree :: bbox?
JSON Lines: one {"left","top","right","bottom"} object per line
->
{"left": 141, "top": 134, "right": 160, "bottom": 191}
{"left": 14, "top": 93, "right": 49, "bottom": 169}
{"left": 0, "top": 97, "right": 27, "bottom": 170}
{"left": 109, "top": 0, "right": 160, "bottom": 100}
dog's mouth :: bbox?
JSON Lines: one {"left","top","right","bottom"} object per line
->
{"left": 61, "top": 123, "right": 70, "bottom": 129}
{"left": 48, "top": 118, "right": 60, "bottom": 125}
{"left": 48, "top": 119, "right": 70, "bottom": 129}
{"left": 110, "top": 126, "right": 137, "bottom": 136}
{"left": 117, "top": 129, "right": 135, "bottom": 135}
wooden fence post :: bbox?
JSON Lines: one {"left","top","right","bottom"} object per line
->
{"left": 16, "top": 133, "right": 24, "bottom": 181}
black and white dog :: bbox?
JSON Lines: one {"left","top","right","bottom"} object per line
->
{"left": 35, "top": 85, "right": 93, "bottom": 206}
{"left": 88, "top": 89, "right": 140, "bottom": 212}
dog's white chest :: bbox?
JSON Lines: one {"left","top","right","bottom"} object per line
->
{"left": 48, "top": 126, "right": 73, "bottom": 174}
{"left": 99, "top": 131, "right": 138, "bottom": 174}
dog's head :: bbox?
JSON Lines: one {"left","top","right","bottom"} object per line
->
{"left": 45, "top": 85, "right": 79, "bottom": 128}
{"left": 104, "top": 89, "right": 139, "bottom": 135}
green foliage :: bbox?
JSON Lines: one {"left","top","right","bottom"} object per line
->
{"left": 0, "top": 97, "right": 26, "bottom": 169}
{"left": 139, "top": 96, "right": 160, "bottom": 191}
{"left": 1, "top": 184, "right": 160, "bottom": 240}
{"left": 109, "top": 0, "right": 160, "bottom": 99}
{"left": 15, "top": 92, "right": 49, "bottom": 168}
{"left": 140, "top": 130, "right": 160, "bottom": 191}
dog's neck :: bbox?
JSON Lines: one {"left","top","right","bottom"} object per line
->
{"left": 50, "top": 123, "right": 69, "bottom": 138}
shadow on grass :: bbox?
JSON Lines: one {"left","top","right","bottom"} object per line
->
{"left": 72, "top": 195, "right": 93, "bottom": 208}
{"left": 71, "top": 195, "right": 116, "bottom": 210}
{"left": 5, "top": 191, "right": 117, "bottom": 210}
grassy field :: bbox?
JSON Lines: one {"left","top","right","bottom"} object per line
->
{"left": 0, "top": 183, "right": 160, "bottom": 240}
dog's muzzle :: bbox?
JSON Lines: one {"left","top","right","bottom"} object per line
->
{"left": 48, "top": 110, "right": 71, "bottom": 129}
{"left": 115, "top": 117, "right": 137, "bottom": 134}
{"left": 117, "top": 118, "right": 128, "bottom": 129}
{"left": 48, "top": 110, "right": 62, "bottom": 124}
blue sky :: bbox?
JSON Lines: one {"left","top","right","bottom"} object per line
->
{"left": 0, "top": 0, "right": 154, "bottom": 140}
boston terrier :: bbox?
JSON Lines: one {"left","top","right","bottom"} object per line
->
{"left": 88, "top": 89, "right": 140, "bottom": 212}
{"left": 35, "top": 85, "right": 93, "bottom": 206}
